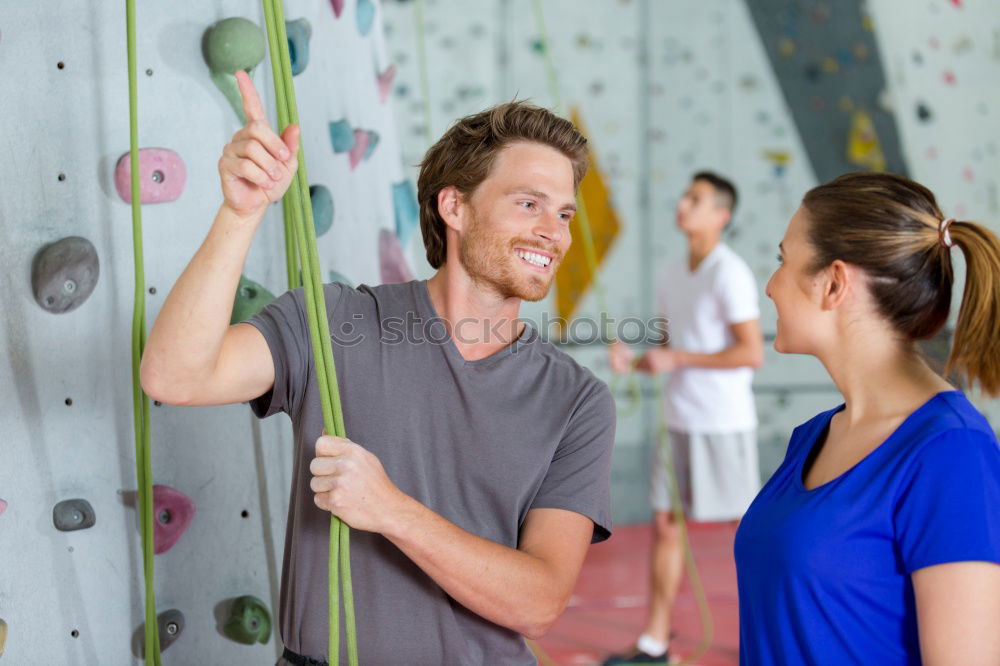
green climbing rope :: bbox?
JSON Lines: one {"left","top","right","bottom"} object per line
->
{"left": 530, "top": 2, "right": 714, "bottom": 662}
{"left": 260, "top": 1, "right": 358, "bottom": 663}
{"left": 125, "top": 0, "right": 161, "bottom": 663}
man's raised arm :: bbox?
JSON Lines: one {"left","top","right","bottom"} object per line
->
{"left": 140, "top": 70, "right": 299, "bottom": 407}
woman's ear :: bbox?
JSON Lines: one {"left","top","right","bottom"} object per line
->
{"left": 821, "top": 259, "right": 852, "bottom": 310}
{"left": 437, "top": 186, "right": 464, "bottom": 232}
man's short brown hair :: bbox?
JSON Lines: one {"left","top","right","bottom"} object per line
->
{"left": 417, "top": 102, "right": 589, "bottom": 269}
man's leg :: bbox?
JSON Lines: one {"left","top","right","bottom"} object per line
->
{"left": 643, "top": 510, "right": 684, "bottom": 644}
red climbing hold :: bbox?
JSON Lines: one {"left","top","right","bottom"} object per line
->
{"left": 330, "top": 0, "right": 345, "bottom": 18}
{"left": 348, "top": 129, "right": 371, "bottom": 170}
{"left": 378, "top": 65, "right": 396, "bottom": 103}
{"left": 152, "top": 484, "right": 195, "bottom": 554}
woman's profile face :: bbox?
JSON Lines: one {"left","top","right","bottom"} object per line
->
{"left": 766, "top": 206, "right": 826, "bottom": 356}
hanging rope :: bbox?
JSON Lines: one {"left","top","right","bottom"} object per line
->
{"left": 530, "top": 2, "right": 714, "bottom": 662}
{"left": 260, "top": 1, "right": 359, "bottom": 662}
{"left": 125, "top": 1, "right": 161, "bottom": 663}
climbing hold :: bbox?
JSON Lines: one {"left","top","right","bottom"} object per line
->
{"left": 202, "top": 17, "right": 266, "bottom": 123}
{"left": 330, "top": 0, "right": 345, "bottom": 19}
{"left": 348, "top": 130, "right": 371, "bottom": 170}
{"left": 329, "top": 270, "right": 353, "bottom": 287}
{"left": 0, "top": 498, "right": 7, "bottom": 517}
{"left": 151, "top": 485, "right": 195, "bottom": 554}
{"left": 0, "top": 618, "right": 6, "bottom": 656}
{"left": 32, "top": 237, "right": 100, "bottom": 314}
{"left": 223, "top": 595, "right": 272, "bottom": 645}
{"left": 53, "top": 498, "right": 96, "bottom": 532}
{"left": 377, "top": 65, "right": 396, "bottom": 103}
{"left": 329, "top": 119, "right": 355, "bottom": 153}
{"left": 309, "top": 184, "right": 333, "bottom": 237}
{"left": 231, "top": 275, "right": 276, "bottom": 325}
{"left": 356, "top": 0, "right": 376, "bottom": 36}
{"left": 916, "top": 102, "right": 933, "bottom": 122}
{"left": 379, "top": 229, "right": 414, "bottom": 285}
{"left": 285, "top": 18, "right": 311, "bottom": 76}
{"left": 363, "top": 130, "right": 379, "bottom": 161}
{"left": 134, "top": 609, "right": 185, "bottom": 657}
{"left": 392, "top": 181, "right": 419, "bottom": 245}
{"left": 114, "top": 148, "right": 187, "bottom": 204}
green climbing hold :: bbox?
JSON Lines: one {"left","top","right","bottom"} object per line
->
{"left": 202, "top": 17, "right": 266, "bottom": 122}
{"left": 223, "top": 595, "right": 271, "bottom": 645}
{"left": 230, "top": 275, "right": 275, "bottom": 325}
{"left": 203, "top": 17, "right": 266, "bottom": 74}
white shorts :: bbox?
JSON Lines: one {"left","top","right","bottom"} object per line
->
{"left": 650, "top": 429, "right": 760, "bottom": 522}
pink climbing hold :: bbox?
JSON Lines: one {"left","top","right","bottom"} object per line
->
{"left": 115, "top": 148, "right": 186, "bottom": 204}
{"left": 152, "top": 484, "right": 195, "bottom": 555}
{"left": 348, "top": 129, "right": 371, "bottom": 170}
{"left": 0, "top": 498, "right": 7, "bottom": 517}
{"left": 377, "top": 65, "right": 396, "bottom": 103}
{"left": 330, "top": 0, "right": 345, "bottom": 18}
{"left": 379, "top": 229, "right": 414, "bottom": 285}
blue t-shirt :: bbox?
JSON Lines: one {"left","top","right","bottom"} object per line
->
{"left": 734, "top": 391, "right": 1000, "bottom": 665}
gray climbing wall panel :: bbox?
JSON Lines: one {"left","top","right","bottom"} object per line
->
{"left": 0, "top": 0, "right": 408, "bottom": 663}
{"left": 744, "top": 0, "right": 909, "bottom": 182}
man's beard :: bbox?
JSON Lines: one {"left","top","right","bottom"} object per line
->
{"left": 458, "top": 207, "right": 559, "bottom": 302}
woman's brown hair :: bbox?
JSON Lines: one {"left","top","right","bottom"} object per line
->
{"left": 416, "top": 102, "right": 588, "bottom": 269}
{"left": 802, "top": 172, "right": 1000, "bottom": 396}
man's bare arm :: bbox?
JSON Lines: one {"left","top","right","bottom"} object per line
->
{"left": 140, "top": 71, "right": 299, "bottom": 406}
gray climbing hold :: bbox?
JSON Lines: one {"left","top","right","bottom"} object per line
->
{"left": 286, "top": 18, "right": 312, "bottom": 76}
{"left": 32, "top": 236, "right": 100, "bottom": 314}
{"left": 0, "top": 618, "right": 6, "bottom": 656}
{"left": 231, "top": 275, "right": 275, "bottom": 325}
{"left": 329, "top": 119, "right": 355, "bottom": 153}
{"left": 132, "top": 609, "right": 185, "bottom": 657}
{"left": 309, "top": 184, "right": 333, "bottom": 237}
{"left": 53, "top": 498, "right": 96, "bottom": 532}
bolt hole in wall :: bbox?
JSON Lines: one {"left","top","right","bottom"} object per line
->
{"left": 56, "top": 61, "right": 64, "bottom": 69}
{"left": 64, "top": 397, "right": 72, "bottom": 406}
{"left": 241, "top": 510, "right": 249, "bottom": 519}
{"left": 57, "top": 173, "right": 65, "bottom": 181}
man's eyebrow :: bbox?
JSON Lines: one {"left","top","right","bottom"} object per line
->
{"left": 506, "top": 187, "right": 577, "bottom": 212}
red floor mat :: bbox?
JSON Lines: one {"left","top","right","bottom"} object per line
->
{"left": 533, "top": 521, "right": 740, "bottom": 665}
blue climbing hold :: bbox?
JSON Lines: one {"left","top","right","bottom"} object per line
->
{"left": 329, "top": 119, "right": 355, "bottom": 153}
{"left": 286, "top": 19, "right": 312, "bottom": 76}
{"left": 357, "top": 0, "right": 376, "bottom": 36}
{"left": 392, "top": 180, "right": 419, "bottom": 245}
{"left": 328, "top": 270, "right": 354, "bottom": 287}
{"left": 309, "top": 184, "right": 334, "bottom": 237}
{"left": 363, "top": 130, "right": 379, "bottom": 161}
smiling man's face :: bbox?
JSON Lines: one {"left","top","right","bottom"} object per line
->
{"left": 457, "top": 141, "right": 577, "bottom": 302}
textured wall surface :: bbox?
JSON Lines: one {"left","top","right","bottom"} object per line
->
{"left": 0, "top": 0, "right": 407, "bottom": 663}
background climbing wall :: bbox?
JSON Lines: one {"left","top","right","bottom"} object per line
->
{"left": 382, "top": 0, "right": 1000, "bottom": 522}
{"left": 0, "top": 0, "right": 411, "bottom": 663}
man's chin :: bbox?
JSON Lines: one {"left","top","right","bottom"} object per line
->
{"left": 511, "top": 276, "right": 552, "bottom": 302}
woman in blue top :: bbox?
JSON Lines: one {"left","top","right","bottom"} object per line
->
{"left": 735, "top": 172, "right": 1000, "bottom": 665}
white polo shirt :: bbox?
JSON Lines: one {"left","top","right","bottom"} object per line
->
{"left": 656, "top": 243, "right": 759, "bottom": 433}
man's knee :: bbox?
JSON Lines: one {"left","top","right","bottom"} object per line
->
{"left": 652, "top": 510, "right": 681, "bottom": 542}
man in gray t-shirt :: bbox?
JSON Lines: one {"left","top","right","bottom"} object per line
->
{"left": 141, "top": 70, "right": 615, "bottom": 665}
{"left": 249, "top": 280, "right": 613, "bottom": 663}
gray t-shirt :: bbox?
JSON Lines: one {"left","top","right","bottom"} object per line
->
{"left": 247, "top": 279, "right": 615, "bottom": 665}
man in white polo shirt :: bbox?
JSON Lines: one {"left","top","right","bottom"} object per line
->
{"left": 606, "top": 171, "right": 763, "bottom": 665}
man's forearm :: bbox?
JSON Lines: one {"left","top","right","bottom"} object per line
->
{"left": 140, "top": 205, "right": 263, "bottom": 396}
{"left": 382, "top": 497, "right": 580, "bottom": 639}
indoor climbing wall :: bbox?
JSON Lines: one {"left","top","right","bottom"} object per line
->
{"left": 0, "top": 1, "right": 410, "bottom": 663}
{"left": 382, "top": 0, "right": 1000, "bottom": 522}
